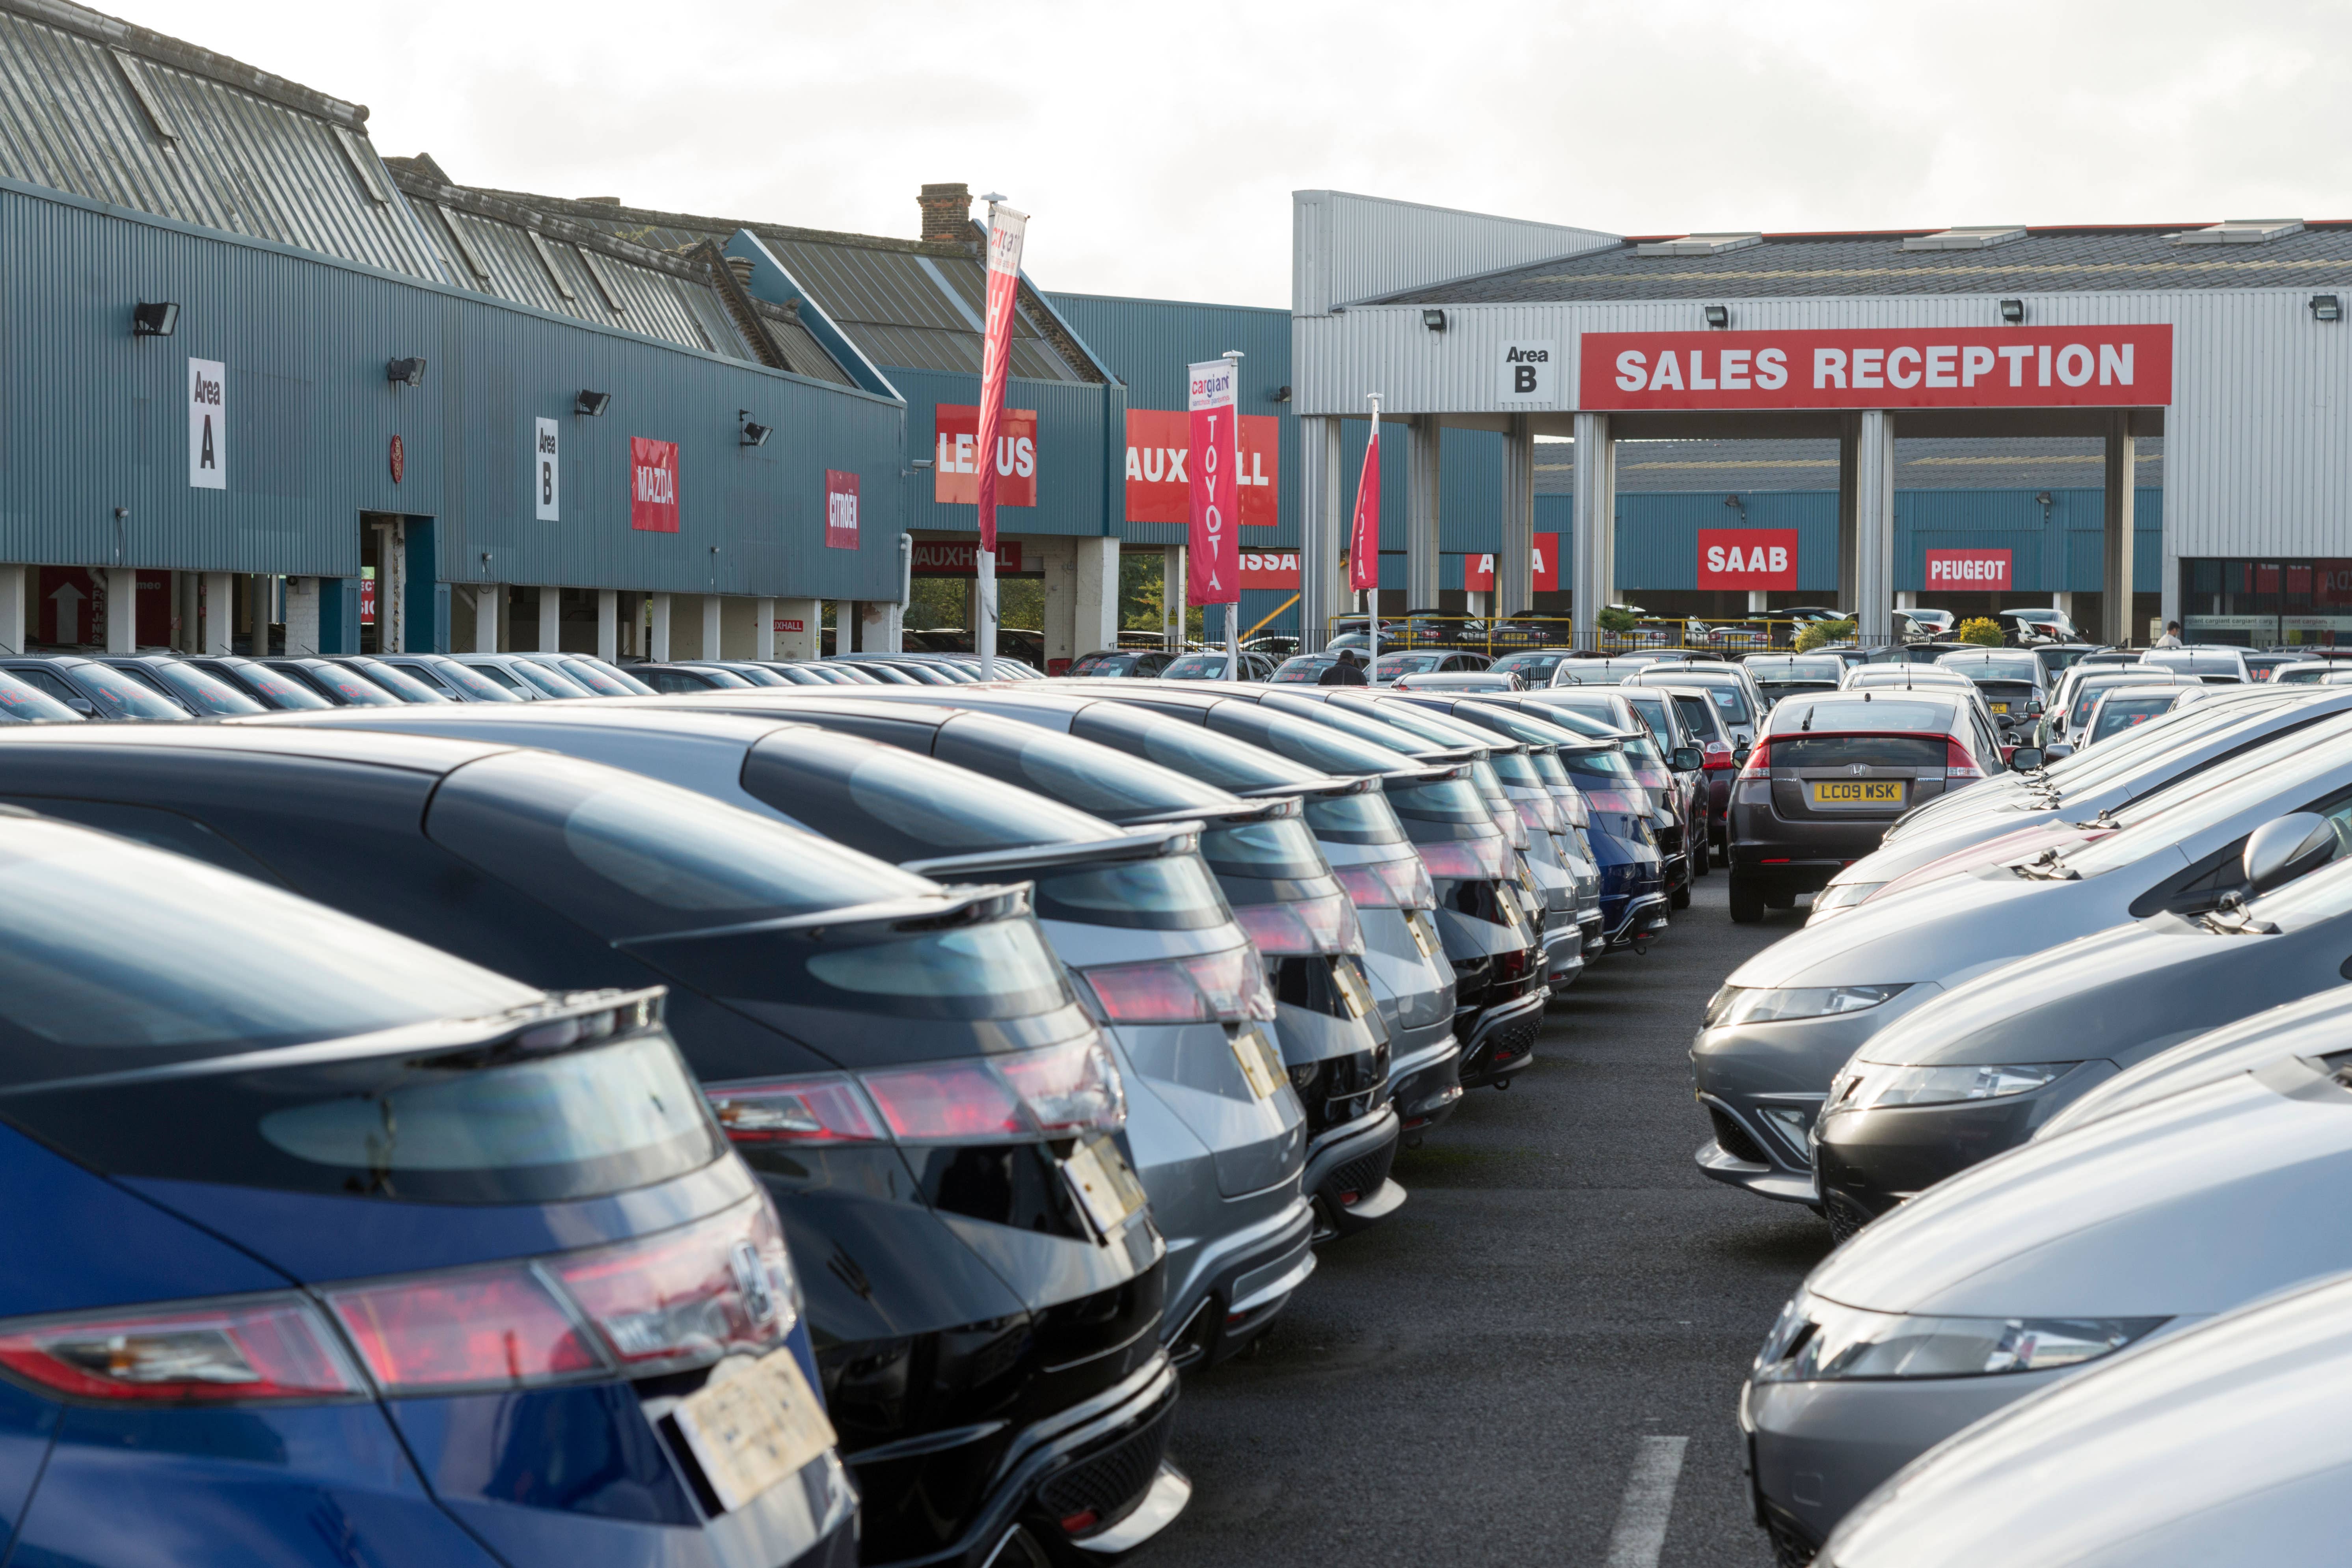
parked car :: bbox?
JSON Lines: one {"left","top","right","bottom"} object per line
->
{"left": 452, "top": 651, "right": 598, "bottom": 698}
{"left": 312, "top": 654, "right": 456, "bottom": 703}
{"left": 509, "top": 650, "right": 659, "bottom": 694}
{"left": 1624, "top": 661, "right": 1767, "bottom": 750}
{"left": 1741, "top": 654, "right": 1846, "bottom": 707}
{"left": 1546, "top": 656, "right": 1665, "bottom": 686}
{"left": 2080, "top": 681, "right": 2209, "bottom": 744}
{"left": 1695, "top": 714, "right": 2352, "bottom": 1212}
{"left": 1508, "top": 687, "right": 1696, "bottom": 898}
{"left": 259, "top": 655, "right": 408, "bottom": 706}
{"left": 1932, "top": 647, "right": 2056, "bottom": 735}
{"left": 362, "top": 652, "right": 530, "bottom": 702}
{"left": 1162, "top": 650, "right": 1278, "bottom": 680}
{"left": 2027, "top": 640, "right": 2103, "bottom": 680}
{"left": 0, "top": 808, "right": 858, "bottom": 1567}
{"left": 1068, "top": 649, "right": 1179, "bottom": 678}
{"left": 2, "top": 653, "right": 194, "bottom": 719}
{"left": 1811, "top": 821, "right": 2352, "bottom": 1231}
{"left": 2140, "top": 646, "right": 2253, "bottom": 684}
{"left": 2045, "top": 663, "right": 2203, "bottom": 746}
{"left": 1615, "top": 684, "right": 1715, "bottom": 875}
{"left": 1745, "top": 973, "right": 2352, "bottom": 1555}
{"left": 1487, "top": 650, "right": 1574, "bottom": 686}
{"left": 0, "top": 721, "right": 1182, "bottom": 1566}
{"left": 0, "top": 668, "right": 84, "bottom": 723}
{"left": 89, "top": 652, "right": 262, "bottom": 715}
{"left": 1818, "top": 1263, "right": 2352, "bottom": 1568}
{"left": 1993, "top": 605, "right": 2077, "bottom": 644}
{"left": 1270, "top": 653, "right": 1369, "bottom": 685}
{"left": 1371, "top": 650, "right": 1491, "bottom": 685}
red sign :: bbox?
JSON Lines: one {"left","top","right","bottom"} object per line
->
{"left": 1698, "top": 529, "right": 1799, "bottom": 590}
{"left": 1926, "top": 547, "right": 2013, "bottom": 590}
{"left": 974, "top": 204, "right": 1026, "bottom": 551}
{"left": 360, "top": 570, "right": 376, "bottom": 625}
{"left": 1124, "top": 410, "right": 1278, "bottom": 526}
{"left": 910, "top": 540, "right": 1025, "bottom": 576}
{"left": 1241, "top": 550, "right": 1300, "bottom": 590}
{"left": 825, "top": 469, "right": 860, "bottom": 550}
{"left": 388, "top": 434, "right": 405, "bottom": 484}
{"left": 935, "top": 404, "right": 1037, "bottom": 508}
{"left": 630, "top": 437, "right": 680, "bottom": 533}
{"left": 1188, "top": 358, "right": 1242, "bottom": 606}
{"left": 1579, "top": 325, "right": 2174, "bottom": 412}
{"left": 775, "top": 618, "right": 805, "bottom": 635}
{"left": 1465, "top": 534, "right": 1561, "bottom": 592}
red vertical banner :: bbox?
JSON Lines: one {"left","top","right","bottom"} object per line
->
{"left": 1186, "top": 357, "right": 1240, "bottom": 605}
{"left": 825, "top": 470, "right": 860, "bottom": 550}
{"left": 629, "top": 438, "right": 680, "bottom": 533}
{"left": 973, "top": 205, "right": 1027, "bottom": 552}
{"left": 1347, "top": 406, "right": 1380, "bottom": 594}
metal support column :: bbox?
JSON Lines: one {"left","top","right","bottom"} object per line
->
{"left": 1498, "top": 415, "right": 1535, "bottom": 617}
{"left": 471, "top": 586, "right": 500, "bottom": 654}
{"left": 1570, "top": 412, "right": 1614, "bottom": 648}
{"left": 0, "top": 566, "right": 25, "bottom": 654}
{"left": 700, "top": 595, "right": 723, "bottom": 660}
{"left": 597, "top": 590, "right": 618, "bottom": 661}
{"left": 1836, "top": 413, "right": 1860, "bottom": 615}
{"left": 648, "top": 594, "right": 672, "bottom": 662}
{"left": 2102, "top": 412, "right": 2136, "bottom": 647}
{"left": 537, "top": 588, "right": 561, "bottom": 654}
{"left": 202, "top": 572, "right": 233, "bottom": 655}
{"left": 1298, "top": 415, "right": 1345, "bottom": 652}
{"left": 1406, "top": 416, "right": 1442, "bottom": 609}
{"left": 1853, "top": 410, "right": 1897, "bottom": 644}
{"left": 104, "top": 567, "right": 136, "bottom": 652}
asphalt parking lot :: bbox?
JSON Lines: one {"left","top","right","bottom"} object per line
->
{"left": 1157, "top": 878, "right": 1827, "bottom": 1568}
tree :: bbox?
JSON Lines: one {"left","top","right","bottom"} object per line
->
{"left": 1795, "top": 617, "right": 1857, "bottom": 652}
{"left": 1957, "top": 616, "right": 2004, "bottom": 647}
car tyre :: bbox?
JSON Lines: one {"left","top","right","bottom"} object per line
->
{"left": 1691, "top": 833, "right": 1710, "bottom": 877}
{"left": 1670, "top": 881, "right": 1691, "bottom": 910}
{"left": 1728, "top": 875, "right": 1764, "bottom": 924}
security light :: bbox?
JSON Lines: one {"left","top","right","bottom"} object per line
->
{"left": 385, "top": 356, "right": 427, "bottom": 387}
{"left": 2034, "top": 491, "right": 2053, "bottom": 507}
{"left": 130, "top": 301, "right": 179, "bottom": 337}
{"left": 2312, "top": 294, "right": 2343, "bottom": 322}
{"left": 1704, "top": 304, "right": 1730, "bottom": 328}
{"left": 574, "top": 389, "right": 612, "bottom": 417}
{"left": 1272, "top": 385, "right": 1292, "bottom": 403}
{"left": 739, "top": 411, "right": 773, "bottom": 448}
{"left": 1421, "top": 309, "right": 1447, "bottom": 331}
{"left": 2000, "top": 298, "right": 2026, "bottom": 324}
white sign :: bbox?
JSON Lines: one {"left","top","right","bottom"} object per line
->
{"left": 1498, "top": 340, "right": 1556, "bottom": 404}
{"left": 534, "top": 417, "right": 560, "bottom": 521}
{"left": 188, "top": 358, "right": 225, "bottom": 489}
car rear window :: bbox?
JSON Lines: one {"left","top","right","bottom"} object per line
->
{"left": 740, "top": 731, "right": 1116, "bottom": 865}
{"left": 0, "top": 672, "right": 81, "bottom": 723}
{"left": 1768, "top": 735, "right": 1949, "bottom": 769}
{"left": 134, "top": 661, "right": 266, "bottom": 716}
{"left": 2092, "top": 697, "right": 2180, "bottom": 739}
{"left": 1070, "top": 703, "right": 1318, "bottom": 790}
{"left": 1200, "top": 814, "right": 1328, "bottom": 880}
{"left": 1302, "top": 787, "right": 1408, "bottom": 846}
{"left": 1939, "top": 655, "right": 2041, "bottom": 682}
{"left": 1032, "top": 851, "right": 1231, "bottom": 930}
{"left": 933, "top": 716, "right": 1232, "bottom": 819}
{"left": 644, "top": 905, "right": 1075, "bottom": 1021}
{"left": 1771, "top": 699, "right": 1956, "bottom": 734}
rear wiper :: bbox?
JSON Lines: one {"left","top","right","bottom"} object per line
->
{"left": 2198, "top": 891, "right": 2281, "bottom": 936}
{"left": 2011, "top": 847, "right": 2080, "bottom": 881}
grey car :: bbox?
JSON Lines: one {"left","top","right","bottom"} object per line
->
{"left": 453, "top": 650, "right": 599, "bottom": 698}
{"left": 1813, "top": 814, "right": 2352, "bottom": 1231}
{"left": 1692, "top": 710, "right": 2352, "bottom": 1209}
{"left": 363, "top": 652, "right": 529, "bottom": 702}
{"left": 242, "top": 704, "right": 1324, "bottom": 1371}
{"left": 1810, "top": 686, "right": 2352, "bottom": 922}
{"left": 1743, "top": 982, "right": 2352, "bottom": 1557}
{"left": 1930, "top": 647, "right": 2053, "bottom": 736}
{"left": 1818, "top": 1263, "right": 2352, "bottom": 1568}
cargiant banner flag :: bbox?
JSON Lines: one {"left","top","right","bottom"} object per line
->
{"left": 973, "top": 205, "right": 1027, "bottom": 551}
{"left": 1579, "top": 325, "right": 2173, "bottom": 412}
{"left": 1186, "top": 358, "right": 1241, "bottom": 605}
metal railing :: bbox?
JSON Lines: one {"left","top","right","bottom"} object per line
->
{"left": 1319, "top": 615, "right": 1900, "bottom": 657}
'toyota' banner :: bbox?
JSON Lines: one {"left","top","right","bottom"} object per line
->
{"left": 1186, "top": 358, "right": 1241, "bottom": 605}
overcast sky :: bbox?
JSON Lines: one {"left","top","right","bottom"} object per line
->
{"left": 103, "top": 0, "right": 2352, "bottom": 307}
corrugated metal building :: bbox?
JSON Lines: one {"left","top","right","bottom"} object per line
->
{"left": 0, "top": 0, "right": 908, "bottom": 660}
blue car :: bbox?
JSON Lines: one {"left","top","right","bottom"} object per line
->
{"left": 1553, "top": 741, "right": 1670, "bottom": 948}
{"left": 0, "top": 812, "right": 855, "bottom": 1567}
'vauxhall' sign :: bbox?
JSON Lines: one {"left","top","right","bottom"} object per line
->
{"left": 1579, "top": 325, "right": 2173, "bottom": 411}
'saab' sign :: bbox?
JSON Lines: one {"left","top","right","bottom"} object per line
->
{"left": 1697, "top": 529, "right": 1799, "bottom": 590}
{"left": 1579, "top": 326, "right": 2173, "bottom": 411}
{"left": 1926, "top": 548, "right": 2012, "bottom": 590}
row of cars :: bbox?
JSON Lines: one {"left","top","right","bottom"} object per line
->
{"left": 1683, "top": 669, "right": 2352, "bottom": 1562}
{"left": 0, "top": 644, "right": 1702, "bottom": 1568}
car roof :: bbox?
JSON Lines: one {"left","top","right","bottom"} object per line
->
{"left": 0, "top": 720, "right": 499, "bottom": 773}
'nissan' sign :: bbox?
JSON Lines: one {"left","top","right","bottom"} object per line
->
{"left": 1579, "top": 325, "right": 2173, "bottom": 412}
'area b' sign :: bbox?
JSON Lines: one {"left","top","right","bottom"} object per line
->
{"left": 188, "top": 358, "right": 225, "bottom": 490}
{"left": 534, "top": 417, "right": 559, "bottom": 521}
{"left": 1498, "top": 341, "right": 1555, "bottom": 404}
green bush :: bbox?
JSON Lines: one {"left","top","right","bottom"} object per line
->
{"left": 1595, "top": 605, "right": 1638, "bottom": 633}
{"left": 1794, "top": 617, "right": 1856, "bottom": 652}
{"left": 1957, "top": 617, "right": 2005, "bottom": 647}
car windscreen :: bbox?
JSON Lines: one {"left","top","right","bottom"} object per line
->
{"left": 739, "top": 731, "right": 1115, "bottom": 865}
{"left": 278, "top": 662, "right": 401, "bottom": 706}
{"left": 1619, "top": 692, "right": 1674, "bottom": 736}
{"left": 205, "top": 661, "right": 332, "bottom": 710}
{"left": 1767, "top": 735, "right": 1948, "bottom": 769}
{"left": 564, "top": 660, "right": 655, "bottom": 695}
{"left": 1654, "top": 677, "right": 1752, "bottom": 722}
{"left": 2069, "top": 743, "right": 2352, "bottom": 873}
{"left": 1162, "top": 654, "right": 1230, "bottom": 678}
{"left": 1376, "top": 654, "right": 1446, "bottom": 676}
{"left": 1771, "top": 699, "right": 1958, "bottom": 734}
{"left": 1493, "top": 655, "right": 1565, "bottom": 681}
{"left": 417, "top": 659, "right": 522, "bottom": 701}
{"left": 1669, "top": 694, "right": 1722, "bottom": 741}
{"left": 1069, "top": 703, "right": 1320, "bottom": 789}
{"left": 509, "top": 662, "right": 594, "bottom": 696}
{"left": 2067, "top": 674, "right": 2187, "bottom": 729}
{"left": 135, "top": 661, "right": 266, "bottom": 715}
{"left": 1302, "top": 788, "right": 1408, "bottom": 846}
{"left": 1749, "top": 659, "right": 1845, "bottom": 683}
{"left": 428, "top": 749, "right": 938, "bottom": 938}
{"left": 1199, "top": 814, "right": 1329, "bottom": 880}
{"left": 343, "top": 659, "right": 450, "bottom": 703}
{"left": 60, "top": 663, "right": 188, "bottom": 720}
{"left": 0, "top": 672, "right": 82, "bottom": 723}
{"left": 933, "top": 716, "right": 1234, "bottom": 818}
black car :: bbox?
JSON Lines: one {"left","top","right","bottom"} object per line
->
{"left": 95, "top": 653, "right": 270, "bottom": 715}
{"left": 186, "top": 652, "right": 338, "bottom": 710}
{"left": 1067, "top": 649, "right": 1177, "bottom": 678}
{"left": 259, "top": 655, "right": 410, "bottom": 707}
{"left": 0, "top": 725, "right": 1184, "bottom": 1567}
{"left": 0, "top": 654, "right": 192, "bottom": 720}
{"left": 631, "top": 661, "right": 762, "bottom": 693}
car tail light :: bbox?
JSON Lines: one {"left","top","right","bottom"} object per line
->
{"left": 713, "top": 1042, "right": 1126, "bottom": 1149}
{"left": 1234, "top": 889, "right": 1364, "bottom": 955}
{"left": 993, "top": 1038, "right": 1126, "bottom": 1133}
{"left": 1702, "top": 741, "right": 1736, "bottom": 771}
{"left": 1737, "top": 739, "right": 1773, "bottom": 779}
{"left": 1334, "top": 855, "right": 1436, "bottom": 911}
{"left": 706, "top": 1075, "right": 885, "bottom": 1144}
{"left": 862, "top": 1060, "right": 1029, "bottom": 1140}
{"left": 548, "top": 1203, "right": 795, "bottom": 1371}
{"left": 1415, "top": 834, "right": 1509, "bottom": 880}
{"left": 0, "top": 1296, "right": 363, "bottom": 1404}
{"left": 328, "top": 1264, "right": 601, "bottom": 1391}
{"left": 1079, "top": 946, "right": 1276, "bottom": 1025}
{"left": 1946, "top": 737, "right": 1985, "bottom": 780}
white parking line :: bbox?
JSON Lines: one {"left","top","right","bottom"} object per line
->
{"left": 1602, "top": 1435, "right": 1689, "bottom": 1568}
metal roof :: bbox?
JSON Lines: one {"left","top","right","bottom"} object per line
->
{"left": 462, "top": 185, "right": 1102, "bottom": 383}
{"left": 0, "top": 0, "right": 449, "bottom": 279}
{"left": 1374, "top": 225, "right": 2352, "bottom": 305}
{"left": 1532, "top": 435, "right": 2167, "bottom": 494}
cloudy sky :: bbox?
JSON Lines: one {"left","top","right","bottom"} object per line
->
{"left": 104, "top": 0, "right": 2351, "bottom": 307}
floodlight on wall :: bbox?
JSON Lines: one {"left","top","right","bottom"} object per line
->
{"left": 2034, "top": 491, "right": 2054, "bottom": 507}
{"left": 130, "top": 300, "right": 179, "bottom": 337}
{"left": 1999, "top": 298, "right": 2026, "bottom": 324}
{"left": 385, "top": 356, "right": 427, "bottom": 387}
{"left": 1703, "top": 304, "right": 1730, "bottom": 328}
{"left": 739, "top": 410, "right": 773, "bottom": 448}
{"left": 2312, "top": 294, "right": 2343, "bottom": 322}
{"left": 574, "top": 389, "right": 613, "bottom": 417}
{"left": 1272, "top": 385, "right": 1292, "bottom": 403}
{"left": 1421, "top": 309, "right": 1447, "bottom": 331}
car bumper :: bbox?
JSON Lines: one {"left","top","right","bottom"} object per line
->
{"left": 1743, "top": 1365, "right": 2069, "bottom": 1550}
{"left": 1542, "top": 923, "right": 1586, "bottom": 988}
{"left": 1606, "top": 892, "right": 1670, "bottom": 948}
{"left": 1812, "top": 1061, "right": 2116, "bottom": 1227}
{"left": 1457, "top": 983, "right": 1549, "bottom": 1087}
{"left": 1303, "top": 1103, "right": 1406, "bottom": 1240}
{"left": 1164, "top": 1191, "right": 1317, "bottom": 1369}
{"left": 1386, "top": 1018, "right": 1464, "bottom": 1133}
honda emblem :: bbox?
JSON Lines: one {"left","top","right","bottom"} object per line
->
{"left": 728, "top": 1239, "right": 778, "bottom": 1326}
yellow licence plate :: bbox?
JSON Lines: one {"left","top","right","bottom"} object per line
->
{"left": 1989, "top": 701, "right": 2011, "bottom": 713}
{"left": 1810, "top": 780, "right": 1904, "bottom": 805}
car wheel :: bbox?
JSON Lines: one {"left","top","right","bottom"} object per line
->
{"left": 1729, "top": 876, "right": 1764, "bottom": 924}
{"left": 1691, "top": 834, "right": 1710, "bottom": 877}
{"left": 1670, "top": 882, "right": 1691, "bottom": 910}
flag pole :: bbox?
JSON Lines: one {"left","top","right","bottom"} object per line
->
{"left": 973, "top": 190, "right": 1025, "bottom": 680}
{"left": 1365, "top": 392, "right": 1381, "bottom": 682}
{"left": 1223, "top": 350, "right": 1244, "bottom": 681}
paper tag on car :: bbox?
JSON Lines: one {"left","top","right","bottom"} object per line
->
{"left": 672, "top": 1346, "right": 837, "bottom": 1513}
{"left": 1064, "top": 1134, "right": 1147, "bottom": 1238}
{"left": 1406, "top": 910, "right": 1438, "bottom": 959}
{"left": 1230, "top": 1025, "right": 1285, "bottom": 1099}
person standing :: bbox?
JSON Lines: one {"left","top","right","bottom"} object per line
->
{"left": 2150, "top": 621, "right": 2184, "bottom": 648}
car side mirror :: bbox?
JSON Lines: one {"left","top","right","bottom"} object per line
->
{"left": 1733, "top": 741, "right": 1752, "bottom": 764}
{"left": 2007, "top": 747, "right": 2044, "bottom": 771}
{"left": 2044, "top": 741, "right": 2075, "bottom": 761}
{"left": 2027, "top": 700, "right": 2045, "bottom": 716}
{"left": 1672, "top": 746, "right": 1702, "bottom": 772}
{"left": 2244, "top": 812, "right": 2338, "bottom": 894}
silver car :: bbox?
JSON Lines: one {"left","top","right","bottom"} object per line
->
{"left": 1692, "top": 712, "right": 2352, "bottom": 1209}
{"left": 1819, "top": 1263, "right": 2352, "bottom": 1568}
{"left": 1745, "top": 982, "right": 2352, "bottom": 1555}
{"left": 238, "top": 704, "right": 1322, "bottom": 1372}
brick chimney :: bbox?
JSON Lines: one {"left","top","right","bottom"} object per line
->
{"left": 918, "top": 182, "right": 972, "bottom": 245}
